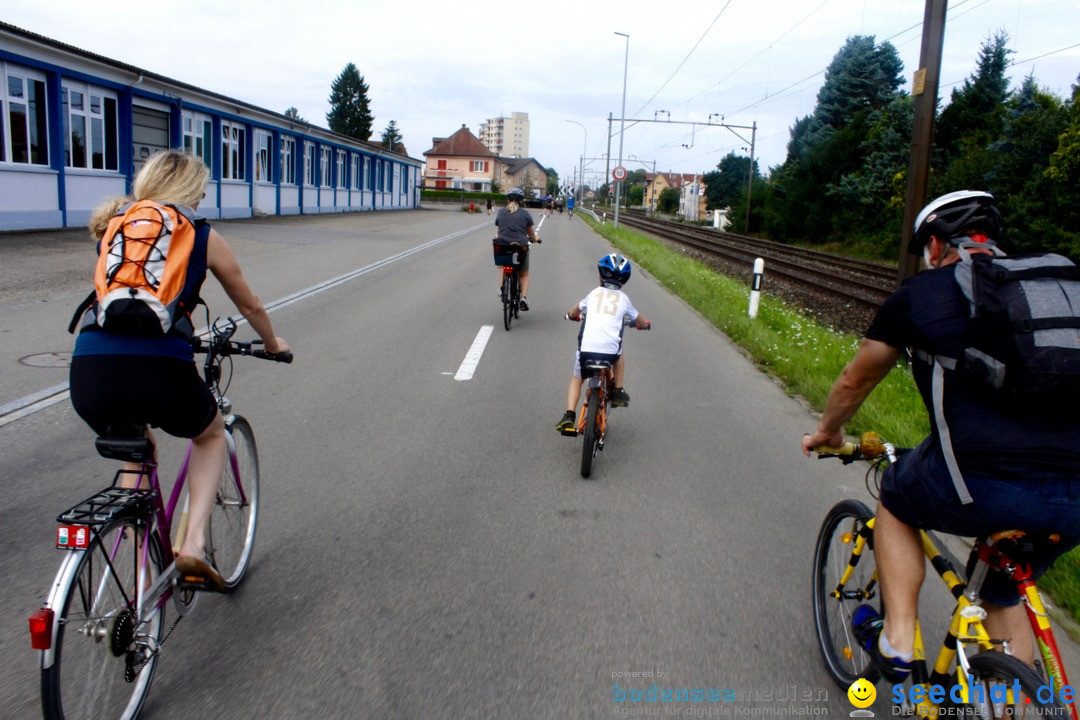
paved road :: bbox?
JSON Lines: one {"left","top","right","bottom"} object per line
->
{"left": 1, "top": 208, "right": 1074, "bottom": 718}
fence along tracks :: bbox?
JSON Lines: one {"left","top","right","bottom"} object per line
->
{"left": 616, "top": 211, "right": 897, "bottom": 312}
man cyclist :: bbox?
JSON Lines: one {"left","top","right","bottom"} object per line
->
{"left": 801, "top": 191, "right": 1080, "bottom": 680}
{"left": 567, "top": 194, "right": 575, "bottom": 217}
{"left": 494, "top": 187, "right": 541, "bottom": 310}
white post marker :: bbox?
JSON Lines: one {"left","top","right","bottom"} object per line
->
{"left": 748, "top": 258, "right": 765, "bottom": 319}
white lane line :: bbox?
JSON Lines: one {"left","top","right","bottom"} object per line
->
{"left": 454, "top": 326, "right": 494, "bottom": 381}
{"left": 1, "top": 224, "right": 488, "bottom": 425}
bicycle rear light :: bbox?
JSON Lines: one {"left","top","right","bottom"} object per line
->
{"left": 29, "top": 608, "right": 54, "bottom": 650}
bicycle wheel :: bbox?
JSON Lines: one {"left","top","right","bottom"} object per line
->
{"left": 954, "top": 651, "right": 1069, "bottom": 719}
{"left": 812, "top": 499, "right": 879, "bottom": 688}
{"left": 208, "top": 416, "right": 260, "bottom": 591}
{"left": 512, "top": 271, "right": 520, "bottom": 319}
{"left": 580, "top": 390, "right": 599, "bottom": 478}
{"left": 41, "top": 518, "right": 165, "bottom": 720}
{"left": 502, "top": 273, "right": 513, "bottom": 331}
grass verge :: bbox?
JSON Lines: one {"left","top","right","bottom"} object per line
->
{"left": 583, "top": 213, "right": 1080, "bottom": 626}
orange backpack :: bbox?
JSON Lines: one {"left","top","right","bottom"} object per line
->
{"left": 70, "top": 200, "right": 208, "bottom": 338}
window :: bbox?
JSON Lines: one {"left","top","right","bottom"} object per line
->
{"left": 471, "top": 160, "right": 488, "bottom": 173}
{"left": 253, "top": 130, "right": 274, "bottom": 182}
{"left": 337, "top": 150, "right": 346, "bottom": 189}
{"left": 364, "top": 157, "right": 371, "bottom": 190}
{"left": 221, "top": 120, "right": 246, "bottom": 180}
{"left": 320, "top": 147, "right": 331, "bottom": 186}
{"left": 280, "top": 136, "right": 296, "bottom": 184}
{"left": 2, "top": 64, "right": 49, "bottom": 165}
{"left": 352, "top": 155, "right": 362, "bottom": 189}
{"left": 61, "top": 82, "right": 117, "bottom": 171}
{"left": 183, "top": 112, "right": 213, "bottom": 169}
{"left": 377, "top": 160, "right": 384, "bottom": 192}
{"left": 387, "top": 163, "right": 394, "bottom": 194}
{"left": 304, "top": 142, "right": 316, "bottom": 185}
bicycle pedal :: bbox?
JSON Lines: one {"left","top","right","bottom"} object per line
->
{"left": 176, "top": 575, "right": 223, "bottom": 593}
{"left": 560, "top": 428, "right": 579, "bottom": 437}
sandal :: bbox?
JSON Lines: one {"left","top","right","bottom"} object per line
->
{"left": 175, "top": 554, "right": 225, "bottom": 593}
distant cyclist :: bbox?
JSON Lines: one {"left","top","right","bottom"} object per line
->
{"left": 494, "top": 187, "right": 541, "bottom": 310}
{"left": 567, "top": 195, "right": 575, "bottom": 217}
{"left": 556, "top": 254, "right": 650, "bottom": 434}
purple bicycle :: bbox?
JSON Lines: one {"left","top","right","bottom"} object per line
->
{"left": 29, "top": 313, "right": 291, "bottom": 720}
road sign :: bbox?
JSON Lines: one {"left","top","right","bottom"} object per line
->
{"left": 612, "top": 166, "right": 627, "bottom": 181}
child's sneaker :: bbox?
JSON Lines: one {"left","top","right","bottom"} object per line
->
{"left": 852, "top": 604, "right": 914, "bottom": 682}
{"left": 610, "top": 387, "right": 630, "bottom": 407}
{"left": 556, "top": 410, "right": 577, "bottom": 436}
{"left": 518, "top": 298, "right": 530, "bottom": 311}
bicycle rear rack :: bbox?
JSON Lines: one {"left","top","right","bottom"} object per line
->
{"left": 57, "top": 485, "right": 155, "bottom": 526}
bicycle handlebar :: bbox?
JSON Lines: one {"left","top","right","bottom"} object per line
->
{"left": 564, "top": 312, "right": 650, "bottom": 330}
{"left": 813, "top": 432, "right": 907, "bottom": 464}
{"left": 191, "top": 335, "right": 294, "bottom": 364}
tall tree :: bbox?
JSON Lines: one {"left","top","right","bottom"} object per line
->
{"left": 326, "top": 63, "right": 374, "bottom": 141}
{"left": 934, "top": 32, "right": 1013, "bottom": 167}
{"left": 284, "top": 107, "right": 306, "bottom": 122}
{"left": 704, "top": 152, "right": 758, "bottom": 210}
{"left": 380, "top": 120, "right": 405, "bottom": 153}
{"left": 814, "top": 36, "right": 904, "bottom": 130}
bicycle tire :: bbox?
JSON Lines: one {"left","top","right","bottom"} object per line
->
{"left": 580, "top": 390, "right": 599, "bottom": 478}
{"left": 208, "top": 415, "right": 260, "bottom": 591}
{"left": 512, "top": 271, "right": 520, "bottom": 320}
{"left": 41, "top": 517, "right": 165, "bottom": 720}
{"left": 812, "top": 499, "right": 879, "bottom": 688}
{"left": 502, "top": 273, "right": 513, "bottom": 331}
{"left": 952, "top": 651, "right": 1070, "bottom": 719}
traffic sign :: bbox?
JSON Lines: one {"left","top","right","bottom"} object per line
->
{"left": 612, "top": 166, "right": 627, "bottom": 181}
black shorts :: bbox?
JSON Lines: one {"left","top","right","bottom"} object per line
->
{"left": 70, "top": 354, "right": 218, "bottom": 439}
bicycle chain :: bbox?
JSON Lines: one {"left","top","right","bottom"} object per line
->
{"left": 124, "top": 614, "right": 182, "bottom": 682}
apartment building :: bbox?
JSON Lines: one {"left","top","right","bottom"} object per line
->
{"left": 478, "top": 112, "right": 529, "bottom": 158}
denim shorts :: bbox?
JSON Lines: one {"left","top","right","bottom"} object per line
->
{"left": 880, "top": 440, "right": 1080, "bottom": 605}
{"left": 573, "top": 351, "right": 620, "bottom": 380}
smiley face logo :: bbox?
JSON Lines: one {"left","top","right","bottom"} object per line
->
{"left": 847, "top": 678, "right": 876, "bottom": 708}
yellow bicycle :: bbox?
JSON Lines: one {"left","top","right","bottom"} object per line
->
{"left": 811, "top": 432, "right": 1076, "bottom": 719}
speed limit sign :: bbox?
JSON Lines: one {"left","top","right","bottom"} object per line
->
{"left": 612, "top": 166, "right": 627, "bottom": 181}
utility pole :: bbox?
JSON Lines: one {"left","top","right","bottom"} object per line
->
{"left": 898, "top": 0, "right": 947, "bottom": 282}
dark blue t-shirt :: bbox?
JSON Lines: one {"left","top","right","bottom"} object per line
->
{"left": 866, "top": 264, "right": 1080, "bottom": 478}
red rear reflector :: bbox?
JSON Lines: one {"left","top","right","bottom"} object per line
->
{"left": 29, "top": 608, "right": 54, "bottom": 650}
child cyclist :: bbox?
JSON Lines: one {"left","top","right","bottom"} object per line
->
{"left": 556, "top": 254, "right": 650, "bottom": 434}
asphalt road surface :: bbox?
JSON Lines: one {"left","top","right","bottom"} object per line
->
{"left": 1, "top": 207, "right": 1075, "bottom": 718}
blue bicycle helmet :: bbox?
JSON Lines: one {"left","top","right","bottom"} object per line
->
{"left": 598, "top": 254, "right": 631, "bottom": 288}
{"left": 506, "top": 187, "right": 525, "bottom": 202}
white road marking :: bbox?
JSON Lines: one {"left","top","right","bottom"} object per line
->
{"left": 1, "top": 225, "right": 485, "bottom": 425}
{"left": 454, "top": 326, "right": 494, "bottom": 381}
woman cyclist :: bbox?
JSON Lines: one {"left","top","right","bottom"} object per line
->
{"left": 69, "top": 150, "right": 290, "bottom": 592}
{"left": 494, "top": 187, "right": 541, "bottom": 310}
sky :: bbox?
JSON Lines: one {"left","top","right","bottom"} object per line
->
{"left": 3, "top": 0, "right": 1077, "bottom": 188}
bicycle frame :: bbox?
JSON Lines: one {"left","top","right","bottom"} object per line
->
{"left": 578, "top": 365, "right": 611, "bottom": 438}
{"left": 830, "top": 497, "right": 1076, "bottom": 719}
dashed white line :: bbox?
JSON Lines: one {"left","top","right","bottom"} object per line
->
{"left": 454, "top": 326, "right": 494, "bottom": 381}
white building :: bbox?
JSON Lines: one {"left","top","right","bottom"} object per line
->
{"left": 478, "top": 112, "right": 529, "bottom": 158}
{"left": 0, "top": 21, "right": 423, "bottom": 231}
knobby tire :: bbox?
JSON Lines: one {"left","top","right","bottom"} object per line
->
{"left": 580, "top": 390, "right": 599, "bottom": 478}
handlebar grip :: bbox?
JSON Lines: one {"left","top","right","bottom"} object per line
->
{"left": 815, "top": 441, "right": 858, "bottom": 457}
{"left": 253, "top": 349, "right": 293, "bottom": 363}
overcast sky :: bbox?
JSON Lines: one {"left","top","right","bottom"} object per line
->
{"left": 4, "top": 0, "right": 1077, "bottom": 186}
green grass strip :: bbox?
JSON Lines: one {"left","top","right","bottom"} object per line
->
{"left": 584, "top": 213, "right": 1080, "bottom": 625}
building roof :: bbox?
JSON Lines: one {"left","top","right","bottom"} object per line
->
{"left": 498, "top": 156, "right": 548, "bottom": 174}
{"left": 424, "top": 126, "right": 495, "bottom": 158}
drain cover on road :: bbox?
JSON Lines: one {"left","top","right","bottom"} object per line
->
{"left": 20, "top": 352, "right": 72, "bottom": 368}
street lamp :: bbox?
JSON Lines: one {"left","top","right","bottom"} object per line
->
{"left": 614, "top": 31, "right": 629, "bottom": 228}
{"left": 565, "top": 120, "right": 586, "bottom": 204}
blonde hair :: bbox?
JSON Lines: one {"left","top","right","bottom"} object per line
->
{"left": 506, "top": 200, "right": 520, "bottom": 214}
{"left": 88, "top": 150, "right": 210, "bottom": 239}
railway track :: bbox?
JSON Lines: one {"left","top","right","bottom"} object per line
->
{"left": 614, "top": 210, "right": 897, "bottom": 312}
